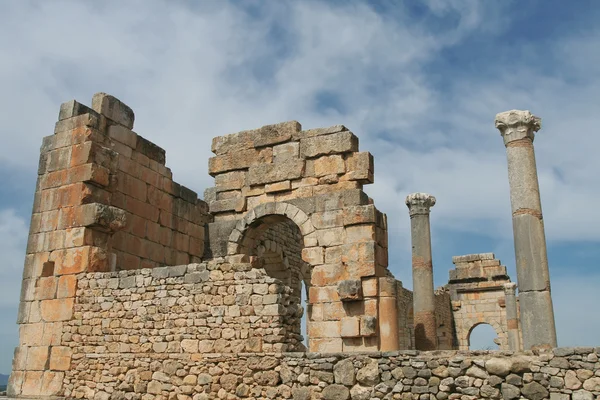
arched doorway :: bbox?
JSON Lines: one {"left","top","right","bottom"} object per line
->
{"left": 468, "top": 323, "right": 500, "bottom": 350}
{"left": 234, "top": 211, "right": 311, "bottom": 352}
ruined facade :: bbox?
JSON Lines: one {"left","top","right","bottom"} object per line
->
{"left": 8, "top": 93, "right": 596, "bottom": 400}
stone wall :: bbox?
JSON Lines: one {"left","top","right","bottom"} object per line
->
{"left": 435, "top": 289, "right": 456, "bottom": 351}
{"left": 10, "top": 93, "right": 213, "bottom": 398}
{"left": 62, "top": 348, "right": 600, "bottom": 400}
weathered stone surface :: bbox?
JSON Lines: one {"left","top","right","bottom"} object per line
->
{"left": 334, "top": 358, "right": 356, "bottom": 386}
{"left": 485, "top": 358, "right": 512, "bottom": 377}
{"left": 337, "top": 280, "right": 362, "bottom": 301}
{"left": 300, "top": 132, "right": 359, "bottom": 158}
{"left": 322, "top": 384, "right": 350, "bottom": 400}
{"left": 356, "top": 358, "right": 379, "bottom": 386}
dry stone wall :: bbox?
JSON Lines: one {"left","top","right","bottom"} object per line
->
{"left": 62, "top": 348, "right": 600, "bottom": 400}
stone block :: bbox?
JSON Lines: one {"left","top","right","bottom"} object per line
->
{"left": 208, "top": 148, "right": 273, "bottom": 176}
{"left": 21, "top": 371, "right": 43, "bottom": 396}
{"left": 344, "top": 151, "right": 374, "bottom": 183}
{"left": 362, "top": 277, "right": 378, "bottom": 297}
{"left": 311, "top": 263, "right": 344, "bottom": 286}
{"left": 265, "top": 180, "right": 291, "bottom": 193}
{"left": 360, "top": 315, "right": 377, "bottom": 336}
{"left": 136, "top": 135, "right": 166, "bottom": 165}
{"left": 40, "top": 297, "right": 74, "bottom": 321}
{"left": 344, "top": 224, "right": 376, "bottom": 243}
{"left": 58, "top": 99, "right": 96, "bottom": 121}
{"left": 56, "top": 275, "right": 77, "bottom": 298}
{"left": 34, "top": 277, "right": 57, "bottom": 300}
{"left": 25, "top": 346, "right": 49, "bottom": 370}
{"left": 92, "top": 92, "right": 135, "bottom": 129}
{"left": 302, "top": 247, "right": 324, "bottom": 265}
{"left": 317, "top": 227, "right": 345, "bottom": 247}
{"left": 247, "top": 159, "right": 305, "bottom": 185}
{"left": 337, "top": 280, "right": 362, "bottom": 301}
{"left": 209, "top": 197, "right": 246, "bottom": 213}
{"left": 49, "top": 346, "right": 72, "bottom": 371}
{"left": 273, "top": 141, "right": 300, "bottom": 162}
{"left": 40, "top": 371, "right": 64, "bottom": 396}
{"left": 252, "top": 120, "right": 301, "bottom": 147}
{"left": 214, "top": 170, "right": 247, "bottom": 191}
{"left": 308, "top": 321, "right": 341, "bottom": 338}
{"left": 340, "top": 317, "right": 360, "bottom": 338}
{"left": 309, "top": 286, "right": 340, "bottom": 303}
{"left": 313, "top": 155, "right": 345, "bottom": 177}
{"left": 343, "top": 205, "right": 377, "bottom": 226}
{"left": 300, "top": 132, "right": 359, "bottom": 158}
{"left": 309, "top": 338, "right": 343, "bottom": 352}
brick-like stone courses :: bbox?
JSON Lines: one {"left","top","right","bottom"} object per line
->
{"left": 212, "top": 129, "right": 391, "bottom": 353}
{"left": 9, "top": 93, "right": 212, "bottom": 398}
{"left": 447, "top": 253, "right": 512, "bottom": 351}
{"left": 61, "top": 348, "right": 600, "bottom": 400}
{"left": 205, "top": 122, "right": 374, "bottom": 219}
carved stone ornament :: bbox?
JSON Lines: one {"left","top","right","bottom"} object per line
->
{"left": 494, "top": 110, "right": 541, "bottom": 145}
{"left": 405, "top": 192, "right": 436, "bottom": 216}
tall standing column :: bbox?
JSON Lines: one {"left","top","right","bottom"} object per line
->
{"left": 503, "top": 282, "right": 521, "bottom": 351}
{"left": 495, "top": 110, "right": 557, "bottom": 349}
{"left": 406, "top": 193, "right": 438, "bottom": 351}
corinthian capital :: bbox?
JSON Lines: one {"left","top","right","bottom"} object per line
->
{"left": 405, "top": 193, "right": 436, "bottom": 216}
{"left": 503, "top": 282, "right": 517, "bottom": 295}
{"left": 495, "top": 110, "right": 541, "bottom": 145}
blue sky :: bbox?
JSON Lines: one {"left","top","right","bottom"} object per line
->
{"left": 1, "top": 0, "right": 600, "bottom": 372}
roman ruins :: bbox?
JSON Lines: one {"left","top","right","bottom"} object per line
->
{"left": 6, "top": 93, "right": 599, "bottom": 399}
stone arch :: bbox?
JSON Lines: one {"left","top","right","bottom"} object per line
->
{"left": 467, "top": 322, "right": 501, "bottom": 350}
{"left": 227, "top": 202, "right": 315, "bottom": 351}
{"left": 227, "top": 202, "right": 316, "bottom": 256}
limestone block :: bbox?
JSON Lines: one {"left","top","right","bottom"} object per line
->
{"left": 300, "top": 132, "right": 359, "bottom": 158}
{"left": 311, "top": 263, "right": 344, "bottom": 286}
{"left": 265, "top": 180, "right": 291, "bottom": 193}
{"left": 58, "top": 99, "right": 96, "bottom": 121}
{"left": 317, "top": 227, "right": 345, "bottom": 247}
{"left": 40, "top": 298, "right": 74, "bottom": 321}
{"left": 92, "top": 92, "right": 135, "bottom": 129}
{"left": 337, "top": 280, "right": 362, "bottom": 301}
{"left": 273, "top": 141, "right": 300, "bottom": 162}
{"left": 247, "top": 159, "right": 305, "bottom": 185}
{"left": 334, "top": 358, "right": 356, "bottom": 386}
{"left": 309, "top": 338, "right": 343, "bottom": 352}
{"left": 360, "top": 315, "right": 377, "bottom": 336}
{"left": 309, "top": 286, "right": 339, "bottom": 303}
{"left": 322, "top": 384, "right": 350, "bottom": 400}
{"left": 343, "top": 205, "right": 377, "bottom": 226}
{"left": 208, "top": 147, "right": 273, "bottom": 176}
{"left": 34, "top": 277, "right": 57, "bottom": 300}
{"left": 108, "top": 124, "right": 138, "bottom": 149}
{"left": 209, "top": 197, "right": 246, "bottom": 213}
{"left": 49, "top": 346, "right": 72, "bottom": 371}
{"left": 56, "top": 275, "right": 77, "bottom": 298}
{"left": 25, "top": 346, "right": 49, "bottom": 370}
{"left": 314, "top": 155, "right": 345, "bottom": 177}
{"left": 344, "top": 224, "right": 376, "bottom": 243}
{"left": 344, "top": 151, "right": 374, "bottom": 183}
{"left": 252, "top": 121, "right": 301, "bottom": 147}
{"left": 361, "top": 277, "right": 378, "bottom": 297}
{"left": 340, "top": 317, "right": 360, "bottom": 338}
{"left": 214, "top": 170, "right": 247, "bottom": 192}
{"left": 21, "top": 371, "right": 43, "bottom": 397}
{"left": 302, "top": 247, "right": 324, "bottom": 265}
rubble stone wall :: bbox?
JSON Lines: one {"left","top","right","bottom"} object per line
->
{"left": 64, "top": 348, "right": 600, "bottom": 400}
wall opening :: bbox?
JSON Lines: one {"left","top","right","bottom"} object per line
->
{"left": 468, "top": 323, "right": 500, "bottom": 350}
{"left": 241, "top": 214, "right": 310, "bottom": 351}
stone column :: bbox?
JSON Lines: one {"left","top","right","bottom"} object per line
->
{"left": 405, "top": 193, "right": 438, "bottom": 351}
{"left": 503, "top": 282, "right": 521, "bottom": 351}
{"left": 495, "top": 110, "right": 557, "bottom": 349}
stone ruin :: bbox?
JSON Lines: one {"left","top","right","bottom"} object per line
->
{"left": 6, "top": 93, "right": 600, "bottom": 400}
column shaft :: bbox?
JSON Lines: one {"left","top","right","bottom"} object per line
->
{"left": 495, "top": 110, "right": 557, "bottom": 350}
{"left": 406, "top": 193, "right": 438, "bottom": 351}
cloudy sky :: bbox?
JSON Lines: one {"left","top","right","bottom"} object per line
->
{"left": 1, "top": 0, "right": 600, "bottom": 372}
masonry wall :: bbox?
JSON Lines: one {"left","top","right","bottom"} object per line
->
{"left": 64, "top": 347, "right": 600, "bottom": 400}
{"left": 435, "top": 289, "right": 456, "bottom": 351}
{"left": 9, "top": 93, "right": 212, "bottom": 398}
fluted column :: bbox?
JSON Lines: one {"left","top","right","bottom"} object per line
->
{"left": 495, "top": 110, "right": 557, "bottom": 350}
{"left": 503, "top": 282, "right": 521, "bottom": 351}
{"left": 406, "top": 193, "right": 438, "bottom": 351}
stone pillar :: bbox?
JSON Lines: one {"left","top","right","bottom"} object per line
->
{"left": 378, "top": 277, "right": 400, "bottom": 351}
{"left": 495, "top": 110, "right": 557, "bottom": 350}
{"left": 503, "top": 282, "right": 521, "bottom": 351}
{"left": 405, "top": 193, "right": 438, "bottom": 351}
